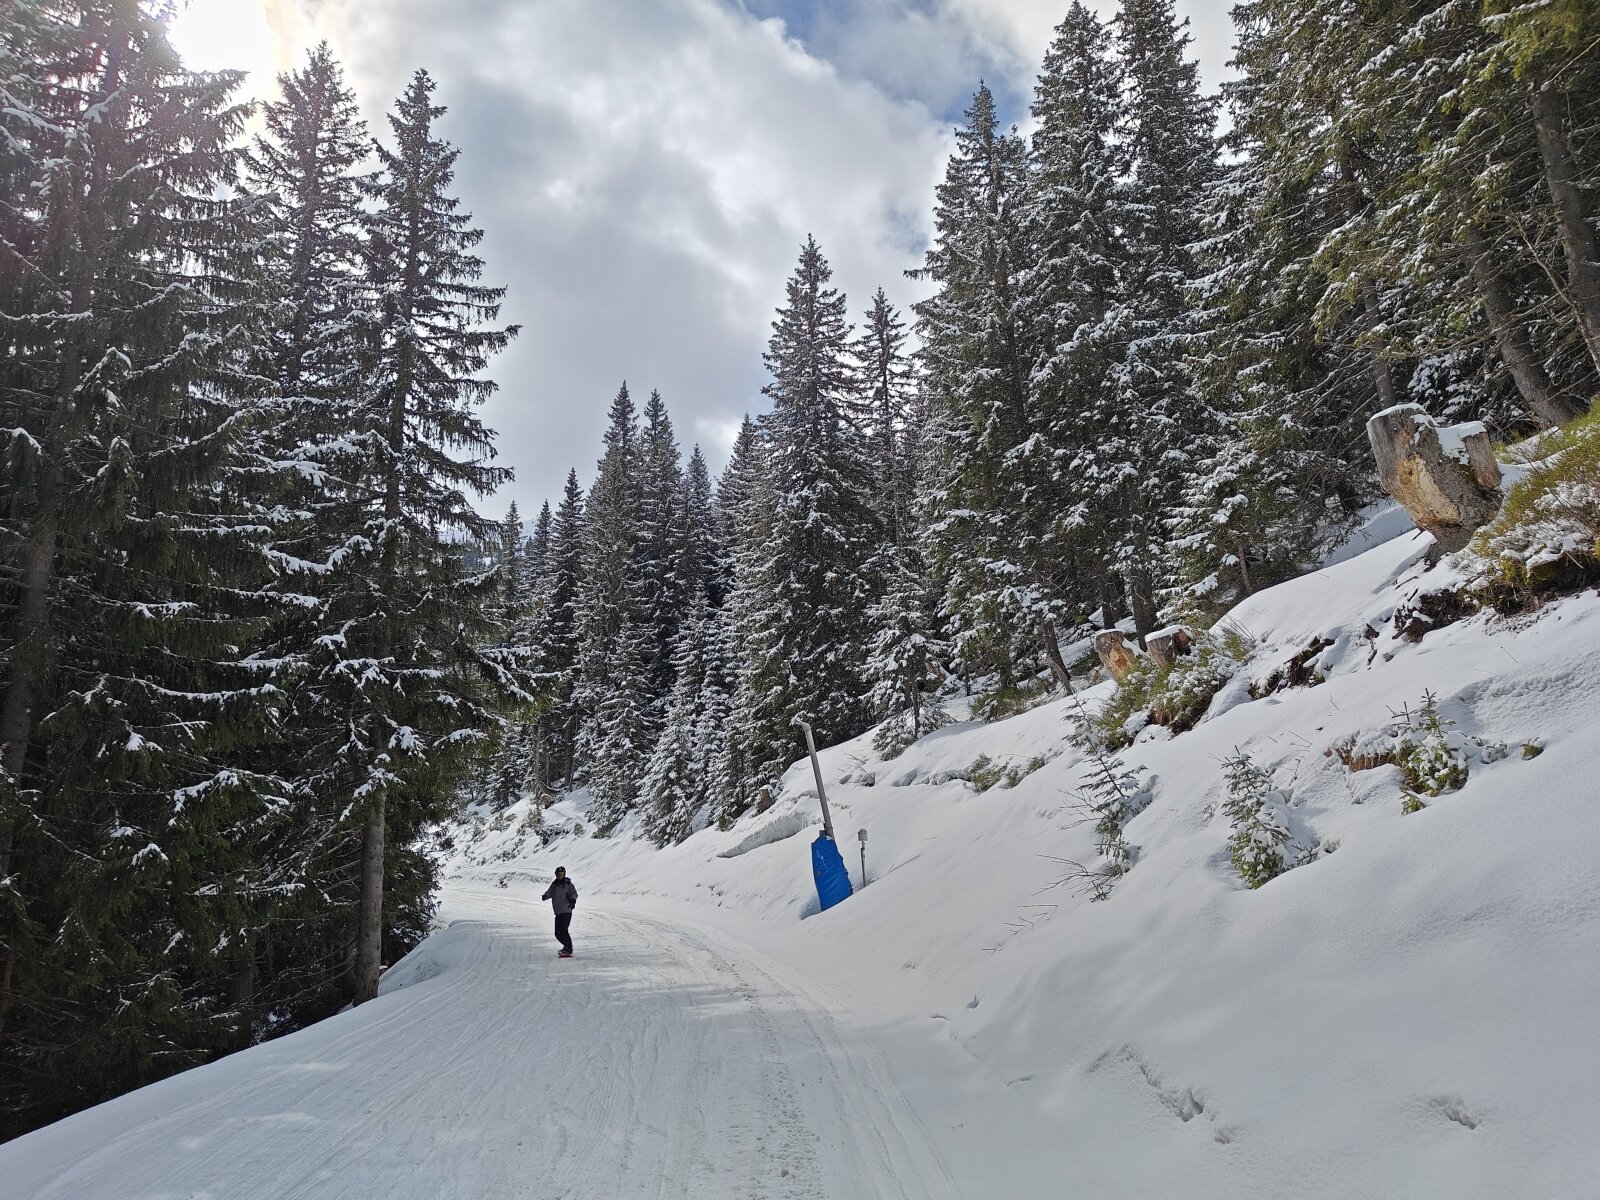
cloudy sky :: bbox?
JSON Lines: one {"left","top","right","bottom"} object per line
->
{"left": 169, "top": 0, "right": 1237, "bottom": 518}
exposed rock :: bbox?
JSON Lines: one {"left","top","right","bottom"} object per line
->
{"left": 1367, "top": 404, "right": 1502, "bottom": 553}
{"left": 1392, "top": 588, "right": 1478, "bottom": 642}
{"left": 1250, "top": 637, "right": 1335, "bottom": 699}
{"left": 1094, "top": 630, "right": 1141, "bottom": 682}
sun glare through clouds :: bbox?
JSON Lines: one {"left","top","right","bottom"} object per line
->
{"left": 165, "top": 0, "right": 288, "bottom": 98}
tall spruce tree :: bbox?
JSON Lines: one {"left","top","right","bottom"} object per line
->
{"left": 341, "top": 69, "right": 522, "bottom": 1004}
{"left": 1170, "top": 0, "right": 1386, "bottom": 613}
{"left": 573, "top": 385, "right": 651, "bottom": 830}
{"left": 707, "top": 418, "right": 769, "bottom": 821}
{"left": 636, "top": 390, "right": 687, "bottom": 706}
{"left": 914, "top": 86, "right": 1047, "bottom": 699}
{"left": 680, "top": 445, "right": 718, "bottom": 608}
{"left": 859, "top": 288, "right": 918, "bottom": 549}
{"left": 1020, "top": 2, "right": 1134, "bottom": 634}
{"left": 733, "top": 237, "right": 882, "bottom": 788}
{"left": 0, "top": 0, "right": 289, "bottom": 1131}
{"left": 640, "top": 594, "right": 717, "bottom": 847}
{"left": 1110, "top": 0, "right": 1221, "bottom": 636}
{"left": 526, "top": 470, "right": 586, "bottom": 794}
{"left": 233, "top": 40, "right": 386, "bottom": 1039}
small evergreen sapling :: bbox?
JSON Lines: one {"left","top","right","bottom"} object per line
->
{"left": 1220, "top": 750, "right": 1293, "bottom": 889}
{"left": 1057, "top": 698, "right": 1151, "bottom": 899}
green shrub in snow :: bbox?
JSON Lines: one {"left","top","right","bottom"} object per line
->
{"left": 973, "top": 675, "right": 1054, "bottom": 723}
{"left": 1059, "top": 729, "right": 1151, "bottom": 900}
{"left": 966, "top": 752, "right": 1050, "bottom": 792}
{"left": 1221, "top": 750, "right": 1294, "bottom": 889}
{"left": 1392, "top": 692, "right": 1470, "bottom": 801}
{"left": 1087, "top": 634, "right": 1243, "bottom": 751}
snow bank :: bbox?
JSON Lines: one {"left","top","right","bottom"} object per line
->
{"left": 717, "top": 809, "right": 814, "bottom": 858}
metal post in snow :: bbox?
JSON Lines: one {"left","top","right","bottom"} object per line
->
{"left": 858, "top": 827, "right": 868, "bottom": 887}
{"left": 793, "top": 717, "right": 835, "bottom": 839}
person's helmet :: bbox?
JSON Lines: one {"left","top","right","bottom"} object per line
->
{"left": 555, "top": 866, "right": 566, "bottom": 874}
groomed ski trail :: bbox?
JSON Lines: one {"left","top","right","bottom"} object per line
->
{"left": 2, "top": 885, "right": 964, "bottom": 1200}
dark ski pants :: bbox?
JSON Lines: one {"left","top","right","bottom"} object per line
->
{"left": 555, "top": 912, "right": 573, "bottom": 953}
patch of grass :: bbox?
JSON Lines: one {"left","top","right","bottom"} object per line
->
{"left": 967, "top": 752, "right": 1049, "bottom": 792}
{"left": 973, "top": 675, "right": 1054, "bottom": 723}
{"left": 1473, "top": 406, "right": 1600, "bottom": 590}
{"left": 1400, "top": 795, "right": 1427, "bottom": 815}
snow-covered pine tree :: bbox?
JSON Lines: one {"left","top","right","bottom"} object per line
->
{"left": 734, "top": 236, "right": 883, "bottom": 788}
{"left": 707, "top": 419, "right": 770, "bottom": 822}
{"left": 1331, "top": 0, "right": 1592, "bottom": 429}
{"left": 499, "top": 501, "right": 525, "bottom": 609}
{"left": 858, "top": 288, "right": 918, "bottom": 549}
{"left": 1109, "top": 0, "right": 1222, "bottom": 637}
{"left": 523, "top": 500, "right": 552, "bottom": 608}
{"left": 1480, "top": 0, "right": 1600, "bottom": 377}
{"left": 1019, "top": 3, "right": 1133, "bottom": 634}
{"left": 711, "top": 415, "right": 762, "bottom": 609}
{"left": 866, "top": 552, "right": 951, "bottom": 758}
{"left": 526, "top": 470, "right": 586, "bottom": 794}
{"left": 693, "top": 608, "right": 741, "bottom": 827}
{"left": 636, "top": 389, "right": 687, "bottom": 708}
{"left": 477, "top": 500, "right": 534, "bottom": 810}
{"left": 234, "top": 41, "right": 392, "bottom": 1036}
{"left": 1168, "top": 1, "right": 1387, "bottom": 615}
{"left": 640, "top": 595, "right": 717, "bottom": 847}
{"left": 679, "top": 445, "right": 718, "bottom": 609}
{"left": 344, "top": 68, "right": 524, "bottom": 1003}
{"left": 0, "top": 0, "right": 291, "bottom": 1129}
{"left": 914, "top": 86, "right": 1048, "bottom": 701}
{"left": 573, "top": 385, "right": 652, "bottom": 831}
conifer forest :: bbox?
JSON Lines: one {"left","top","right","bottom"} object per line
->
{"left": 3, "top": 0, "right": 1598, "bottom": 1141}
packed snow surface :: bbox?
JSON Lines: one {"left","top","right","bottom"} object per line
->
{"left": 6, "top": 526, "right": 1600, "bottom": 1198}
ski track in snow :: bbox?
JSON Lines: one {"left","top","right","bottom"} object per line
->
{"left": 2, "top": 887, "right": 962, "bottom": 1200}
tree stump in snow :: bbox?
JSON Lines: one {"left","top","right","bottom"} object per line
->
{"left": 1094, "top": 630, "right": 1140, "bottom": 682}
{"left": 1146, "top": 626, "right": 1193, "bottom": 668}
{"left": 1366, "top": 404, "right": 1502, "bottom": 553}
{"left": 755, "top": 786, "right": 776, "bottom": 815}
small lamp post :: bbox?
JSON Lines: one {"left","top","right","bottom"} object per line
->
{"left": 857, "top": 827, "right": 868, "bottom": 887}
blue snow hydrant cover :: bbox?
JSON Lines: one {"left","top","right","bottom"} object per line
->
{"left": 811, "top": 832, "right": 853, "bottom": 912}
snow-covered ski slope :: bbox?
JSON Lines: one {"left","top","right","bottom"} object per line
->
{"left": 7, "top": 522, "right": 1600, "bottom": 1198}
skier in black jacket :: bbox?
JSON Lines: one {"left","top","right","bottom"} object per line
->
{"left": 542, "top": 867, "right": 578, "bottom": 958}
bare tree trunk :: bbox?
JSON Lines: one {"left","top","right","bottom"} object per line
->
{"left": 1040, "top": 621, "right": 1075, "bottom": 693}
{"left": 352, "top": 796, "right": 385, "bottom": 1004}
{"left": 1464, "top": 223, "right": 1589, "bottom": 426}
{"left": 1099, "top": 574, "right": 1127, "bottom": 627}
{"left": 1534, "top": 82, "right": 1600, "bottom": 373}
{"left": 1126, "top": 568, "right": 1158, "bottom": 646}
{"left": 229, "top": 936, "right": 257, "bottom": 1048}
{"left": 1234, "top": 539, "right": 1254, "bottom": 596}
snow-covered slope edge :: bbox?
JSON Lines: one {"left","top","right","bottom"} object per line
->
{"left": 451, "top": 529, "right": 1600, "bottom": 1199}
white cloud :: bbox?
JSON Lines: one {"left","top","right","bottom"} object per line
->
{"left": 174, "top": 0, "right": 1234, "bottom": 516}
{"left": 268, "top": 0, "right": 950, "bottom": 513}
